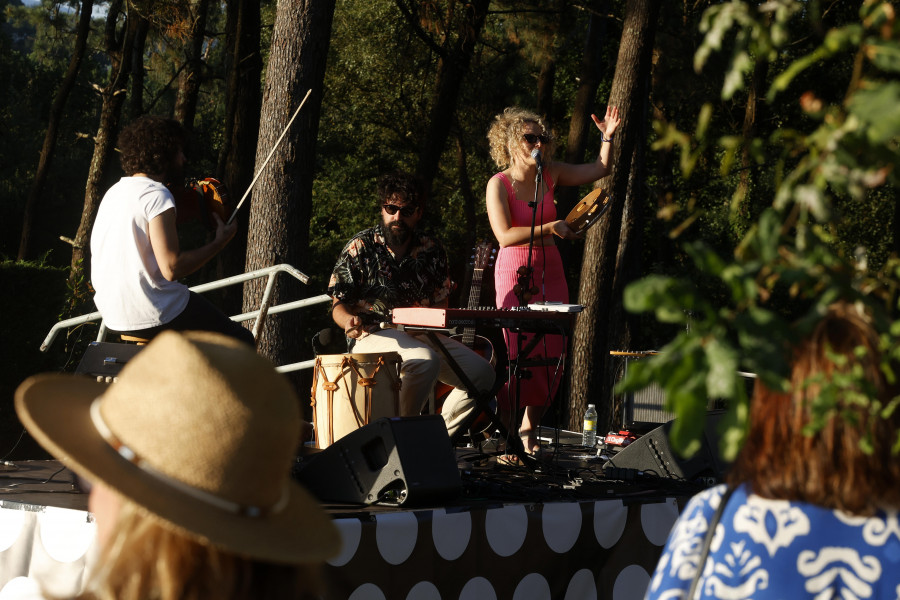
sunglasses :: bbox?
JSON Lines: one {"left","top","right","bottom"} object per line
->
{"left": 383, "top": 204, "right": 418, "bottom": 218}
{"left": 523, "top": 133, "right": 550, "bottom": 145}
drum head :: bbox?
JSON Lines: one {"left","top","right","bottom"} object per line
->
{"left": 565, "top": 187, "right": 611, "bottom": 235}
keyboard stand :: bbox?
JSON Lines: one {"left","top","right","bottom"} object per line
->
{"left": 398, "top": 326, "right": 538, "bottom": 471}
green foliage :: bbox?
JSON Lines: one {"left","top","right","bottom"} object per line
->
{"left": 621, "top": 0, "right": 900, "bottom": 460}
{"left": 0, "top": 258, "right": 75, "bottom": 459}
{"left": 312, "top": 0, "right": 607, "bottom": 299}
{"left": 2, "top": 1, "right": 110, "bottom": 263}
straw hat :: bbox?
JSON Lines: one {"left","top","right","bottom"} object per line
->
{"left": 15, "top": 330, "right": 340, "bottom": 564}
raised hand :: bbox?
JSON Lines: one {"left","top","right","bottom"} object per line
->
{"left": 591, "top": 105, "right": 621, "bottom": 139}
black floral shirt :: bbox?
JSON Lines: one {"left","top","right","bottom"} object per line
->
{"left": 327, "top": 224, "right": 451, "bottom": 327}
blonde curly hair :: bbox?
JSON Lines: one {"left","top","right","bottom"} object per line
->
{"left": 486, "top": 107, "right": 553, "bottom": 169}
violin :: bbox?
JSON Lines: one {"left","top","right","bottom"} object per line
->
{"left": 172, "top": 177, "right": 232, "bottom": 230}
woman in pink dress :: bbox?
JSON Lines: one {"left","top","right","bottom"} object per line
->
{"left": 485, "top": 106, "right": 619, "bottom": 454}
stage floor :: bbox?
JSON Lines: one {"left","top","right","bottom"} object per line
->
{"left": 0, "top": 427, "right": 708, "bottom": 515}
{"left": 0, "top": 436, "right": 704, "bottom": 600}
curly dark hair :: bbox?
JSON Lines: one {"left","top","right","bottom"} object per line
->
{"left": 376, "top": 171, "right": 424, "bottom": 210}
{"left": 118, "top": 116, "right": 186, "bottom": 182}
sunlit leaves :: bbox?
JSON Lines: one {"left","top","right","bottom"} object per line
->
{"left": 695, "top": 0, "right": 801, "bottom": 100}
{"left": 769, "top": 26, "right": 861, "bottom": 101}
{"left": 850, "top": 81, "right": 900, "bottom": 145}
{"left": 650, "top": 104, "right": 714, "bottom": 179}
{"left": 629, "top": 0, "right": 900, "bottom": 458}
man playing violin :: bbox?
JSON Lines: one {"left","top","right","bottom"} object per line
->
{"left": 327, "top": 171, "right": 495, "bottom": 439}
{"left": 90, "top": 115, "right": 254, "bottom": 346}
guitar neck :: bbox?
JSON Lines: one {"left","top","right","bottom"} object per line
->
{"left": 460, "top": 267, "right": 484, "bottom": 346}
{"left": 466, "top": 269, "right": 484, "bottom": 309}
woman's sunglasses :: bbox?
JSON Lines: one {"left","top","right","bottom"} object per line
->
{"left": 383, "top": 204, "right": 418, "bottom": 218}
{"left": 523, "top": 133, "right": 550, "bottom": 145}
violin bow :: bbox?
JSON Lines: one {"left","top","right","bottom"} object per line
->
{"left": 226, "top": 88, "right": 313, "bottom": 225}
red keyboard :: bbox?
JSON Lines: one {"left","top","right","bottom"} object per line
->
{"left": 391, "top": 307, "right": 577, "bottom": 333}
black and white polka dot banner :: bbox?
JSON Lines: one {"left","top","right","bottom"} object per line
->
{"left": 324, "top": 498, "right": 683, "bottom": 599}
{"left": 0, "top": 496, "right": 686, "bottom": 599}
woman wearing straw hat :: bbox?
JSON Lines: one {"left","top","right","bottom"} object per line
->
{"left": 10, "top": 331, "right": 340, "bottom": 599}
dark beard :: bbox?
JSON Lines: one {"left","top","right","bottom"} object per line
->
{"left": 384, "top": 222, "right": 412, "bottom": 246}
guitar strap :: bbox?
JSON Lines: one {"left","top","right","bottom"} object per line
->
{"left": 687, "top": 485, "right": 735, "bottom": 599}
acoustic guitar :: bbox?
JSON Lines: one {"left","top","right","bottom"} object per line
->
{"left": 435, "top": 241, "right": 496, "bottom": 431}
{"left": 451, "top": 241, "right": 496, "bottom": 363}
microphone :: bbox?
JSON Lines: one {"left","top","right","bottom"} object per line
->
{"left": 531, "top": 148, "right": 543, "bottom": 174}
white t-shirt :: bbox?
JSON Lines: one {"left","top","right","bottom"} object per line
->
{"left": 90, "top": 176, "right": 190, "bottom": 330}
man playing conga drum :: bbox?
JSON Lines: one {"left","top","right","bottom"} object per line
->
{"left": 327, "top": 171, "right": 495, "bottom": 439}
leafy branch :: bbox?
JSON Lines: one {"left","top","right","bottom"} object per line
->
{"left": 620, "top": 0, "right": 900, "bottom": 460}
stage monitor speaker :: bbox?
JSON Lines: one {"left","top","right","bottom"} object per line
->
{"left": 605, "top": 410, "right": 731, "bottom": 482}
{"left": 292, "top": 415, "right": 461, "bottom": 506}
{"left": 75, "top": 341, "right": 144, "bottom": 381}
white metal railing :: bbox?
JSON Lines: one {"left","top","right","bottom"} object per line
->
{"left": 40, "top": 263, "right": 332, "bottom": 373}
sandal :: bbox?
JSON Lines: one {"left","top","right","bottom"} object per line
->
{"left": 497, "top": 454, "right": 525, "bottom": 467}
{"left": 519, "top": 429, "right": 540, "bottom": 455}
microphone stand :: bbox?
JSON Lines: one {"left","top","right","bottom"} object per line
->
{"left": 508, "top": 152, "right": 543, "bottom": 460}
{"left": 515, "top": 152, "right": 542, "bottom": 307}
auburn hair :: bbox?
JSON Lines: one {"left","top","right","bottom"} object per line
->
{"left": 728, "top": 301, "right": 900, "bottom": 514}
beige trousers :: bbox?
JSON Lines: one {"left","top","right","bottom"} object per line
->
{"left": 351, "top": 329, "right": 495, "bottom": 439}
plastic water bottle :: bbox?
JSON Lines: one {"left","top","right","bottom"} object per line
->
{"left": 582, "top": 404, "right": 598, "bottom": 448}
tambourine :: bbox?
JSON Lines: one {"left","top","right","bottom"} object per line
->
{"left": 565, "top": 187, "right": 612, "bottom": 235}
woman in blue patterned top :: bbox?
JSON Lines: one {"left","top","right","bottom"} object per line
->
{"left": 647, "top": 302, "right": 900, "bottom": 599}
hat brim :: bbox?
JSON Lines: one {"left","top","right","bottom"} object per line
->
{"left": 15, "top": 374, "right": 340, "bottom": 564}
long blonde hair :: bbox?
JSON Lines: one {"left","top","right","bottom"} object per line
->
{"left": 486, "top": 107, "right": 553, "bottom": 169}
{"left": 76, "top": 499, "right": 323, "bottom": 600}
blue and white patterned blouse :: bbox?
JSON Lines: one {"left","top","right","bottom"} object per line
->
{"left": 646, "top": 483, "right": 900, "bottom": 599}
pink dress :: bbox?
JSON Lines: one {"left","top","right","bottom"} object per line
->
{"left": 492, "top": 172, "right": 568, "bottom": 410}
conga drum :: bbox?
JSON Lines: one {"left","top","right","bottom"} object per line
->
{"left": 310, "top": 352, "right": 402, "bottom": 448}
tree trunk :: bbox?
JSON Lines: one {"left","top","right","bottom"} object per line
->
{"left": 558, "top": 2, "right": 609, "bottom": 216}
{"left": 127, "top": 14, "right": 150, "bottom": 120}
{"left": 216, "top": 0, "right": 262, "bottom": 315}
{"left": 405, "top": 0, "right": 490, "bottom": 201}
{"left": 68, "top": 0, "right": 138, "bottom": 287}
{"left": 556, "top": 2, "right": 610, "bottom": 306}
{"left": 18, "top": 0, "right": 94, "bottom": 261}
{"left": 174, "top": 0, "right": 211, "bottom": 129}
{"left": 535, "top": 59, "right": 556, "bottom": 122}
{"left": 568, "top": 0, "right": 660, "bottom": 432}
{"left": 243, "top": 0, "right": 336, "bottom": 366}
{"left": 454, "top": 129, "right": 478, "bottom": 252}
